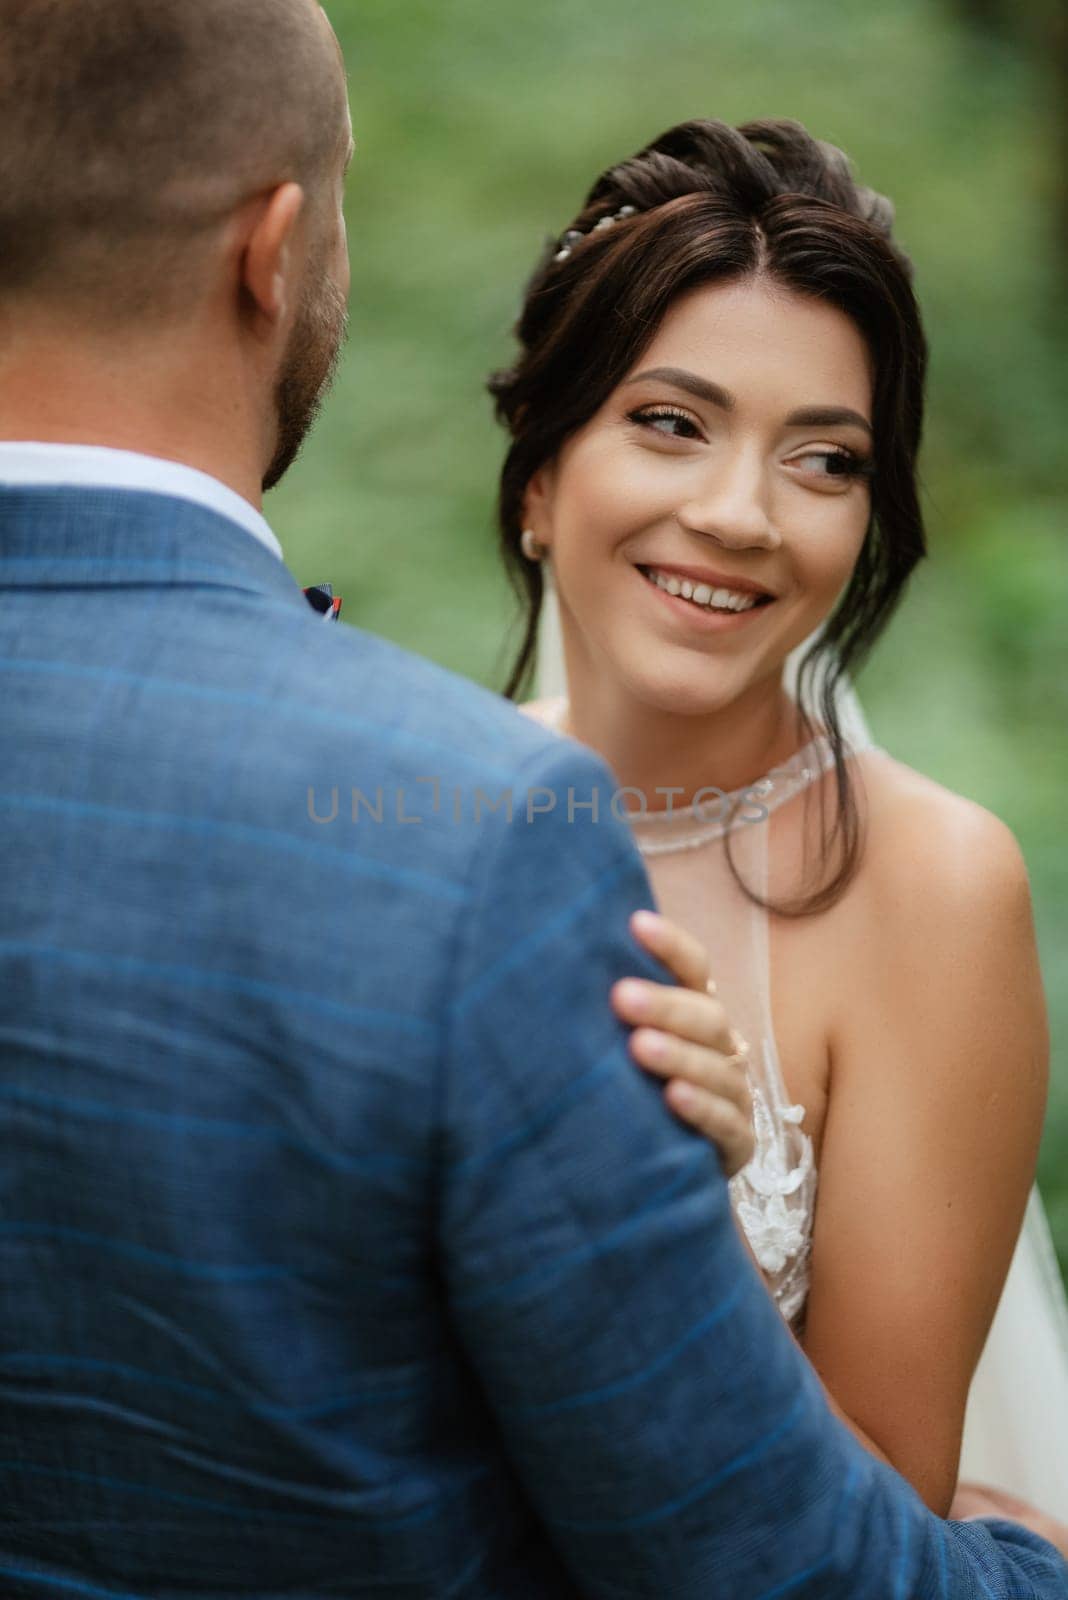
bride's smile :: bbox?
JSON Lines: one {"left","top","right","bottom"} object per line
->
{"left": 634, "top": 560, "right": 776, "bottom": 629}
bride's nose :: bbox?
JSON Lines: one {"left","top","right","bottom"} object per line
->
{"left": 674, "top": 452, "right": 781, "bottom": 550}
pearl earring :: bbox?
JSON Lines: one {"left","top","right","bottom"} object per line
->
{"left": 521, "top": 528, "right": 544, "bottom": 562}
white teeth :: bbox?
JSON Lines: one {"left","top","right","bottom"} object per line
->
{"left": 644, "top": 568, "right": 762, "bottom": 613}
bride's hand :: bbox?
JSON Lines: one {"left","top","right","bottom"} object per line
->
{"left": 950, "top": 1481, "right": 1068, "bottom": 1558}
{"left": 611, "top": 909, "right": 755, "bottom": 1178}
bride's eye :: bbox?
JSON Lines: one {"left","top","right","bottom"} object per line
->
{"left": 626, "top": 405, "right": 703, "bottom": 441}
{"left": 792, "top": 447, "right": 875, "bottom": 485}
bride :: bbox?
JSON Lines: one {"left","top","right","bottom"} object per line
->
{"left": 486, "top": 118, "right": 1068, "bottom": 1530}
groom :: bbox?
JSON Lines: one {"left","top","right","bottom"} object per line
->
{"left": 0, "top": 2, "right": 1063, "bottom": 1594}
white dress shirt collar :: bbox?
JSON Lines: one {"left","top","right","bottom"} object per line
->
{"left": 0, "top": 441, "right": 284, "bottom": 563}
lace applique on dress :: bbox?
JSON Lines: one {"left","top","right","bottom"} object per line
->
{"left": 729, "top": 1038, "right": 816, "bottom": 1331}
{"left": 523, "top": 695, "right": 878, "bottom": 1334}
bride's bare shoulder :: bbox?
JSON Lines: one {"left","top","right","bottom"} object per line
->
{"left": 854, "top": 748, "right": 1030, "bottom": 913}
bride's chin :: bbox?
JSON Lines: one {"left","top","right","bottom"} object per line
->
{"left": 617, "top": 670, "right": 750, "bottom": 721}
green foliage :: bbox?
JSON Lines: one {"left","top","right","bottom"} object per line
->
{"left": 269, "top": 0, "right": 1068, "bottom": 1279}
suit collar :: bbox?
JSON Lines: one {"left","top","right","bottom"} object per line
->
{"left": 0, "top": 484, "right": 307, "bottom": 613}
{"left": 0, "top": 441, "right": 284, "bottom": 561}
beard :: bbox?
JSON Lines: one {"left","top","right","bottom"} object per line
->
{"left": 262, "top": 259, "right": 348, "bottom": 493}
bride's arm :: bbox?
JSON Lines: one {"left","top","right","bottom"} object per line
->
{"left": 800, "top": 777, "right": 1050, "bottom": 1518}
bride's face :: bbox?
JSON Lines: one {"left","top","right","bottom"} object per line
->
{"left": 523, "top": 276, "right": 876, "bottom": 717}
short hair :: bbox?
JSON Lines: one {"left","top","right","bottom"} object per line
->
{"left": 0, "top": 0, "right": 348, "bottom": 322}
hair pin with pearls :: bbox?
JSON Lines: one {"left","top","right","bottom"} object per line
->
{"left": 553, "top": 204, "right": 639, "bottom": 263}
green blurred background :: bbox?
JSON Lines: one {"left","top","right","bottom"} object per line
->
{"left": 271, "top": 0, "right": 1068, "bottom": 1280}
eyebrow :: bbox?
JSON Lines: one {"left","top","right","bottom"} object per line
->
{"left": 623, "top": 366, "right": 873, "bottom": 439}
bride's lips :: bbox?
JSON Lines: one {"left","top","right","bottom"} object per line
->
{"left": 634, "top": 564, "right": 776, "bottom": 633}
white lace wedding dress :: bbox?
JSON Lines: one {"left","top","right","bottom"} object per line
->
{"left": 526, "top": 586, "right": 1068, "bottom": 1520}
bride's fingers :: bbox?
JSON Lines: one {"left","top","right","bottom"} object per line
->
{"left": 612, "top": 976, "right": 737, "bottom": 1057}
{"left": 628, "top": 909, "right": 712, "bottom": 993}
{"left": 629, "top": 1029, "right": 753, "bottom": 1117}
{"left": 664, "top": 1079, "right": 755, "bottom": 1178}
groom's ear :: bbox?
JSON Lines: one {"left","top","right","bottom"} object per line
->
{"left": 236, "top": 182, "right": 307, "bottom": 334}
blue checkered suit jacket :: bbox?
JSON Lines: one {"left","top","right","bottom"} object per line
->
{"left": 1, "top": 485, "right": 1065, "bottom": 1598}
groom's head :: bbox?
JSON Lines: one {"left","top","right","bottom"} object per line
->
{"left": 0, "top": 0, "right": 353, "bottom": 490}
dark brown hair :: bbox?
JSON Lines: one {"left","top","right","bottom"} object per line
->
{"left": 488, "top": 118, "right": 929, "bottom": 916}
{"left": 0, "top": 0, "right": 347, "bottom": 322}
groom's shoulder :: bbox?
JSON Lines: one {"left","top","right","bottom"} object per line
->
{"left": 267, "top": 613, "right": 586, "bottom": 783}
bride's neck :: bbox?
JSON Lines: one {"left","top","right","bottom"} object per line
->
{"left": 561, "top": 672, "right": 803, "bottom": 812}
